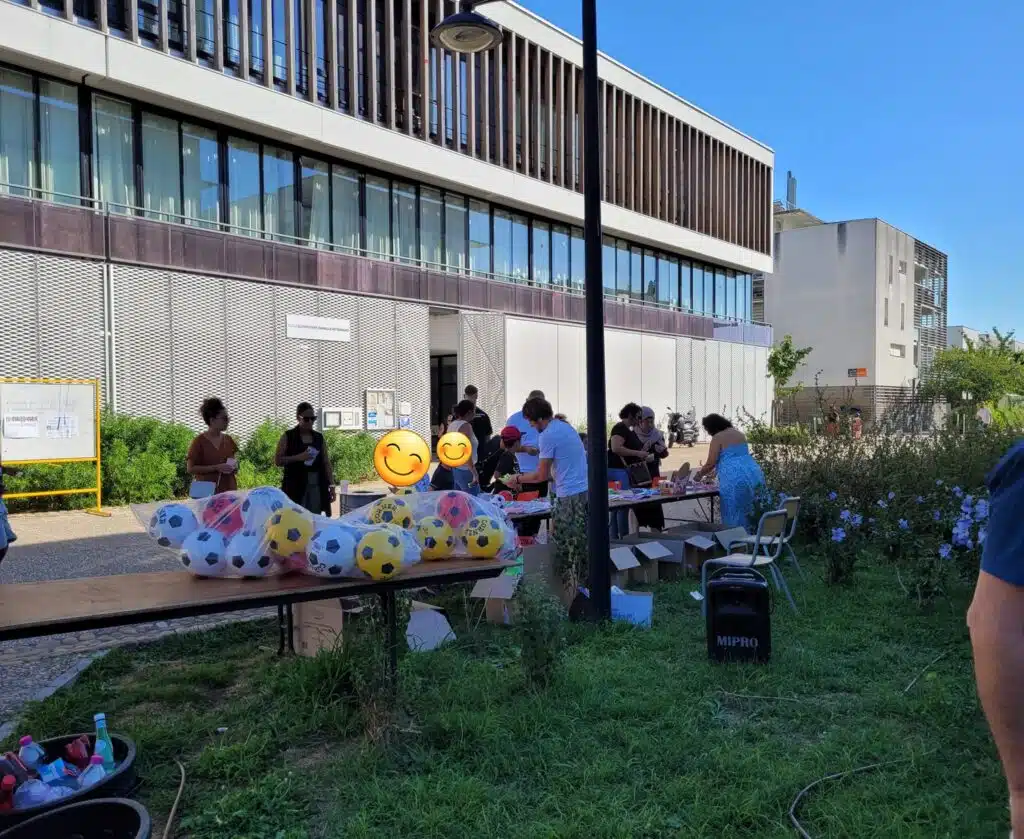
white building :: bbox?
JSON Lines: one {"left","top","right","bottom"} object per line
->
{"left": 0, "top": 0, "right": 774, "bottom": 438}
{"left": 948, "top": 326, "right": 1023, "bottom": 353}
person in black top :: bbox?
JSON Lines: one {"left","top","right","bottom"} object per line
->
{"left": 274, "top": 402, "right": 335, "bottom": 515}
{"left": 607, "top": 402, "right": 658, "bottom": 538}
{"left": 464, "top": 385, "right": 493, "bottom": 445}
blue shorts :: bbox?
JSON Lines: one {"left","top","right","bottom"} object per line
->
{"left": 981, "top": 440, "right": 1024, "bottom": 585}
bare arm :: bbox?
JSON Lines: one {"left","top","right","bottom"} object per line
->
{"left": 274, "top": 434, "right": 309, "bottom": 466}
{"left": 969, "top": 571, "right": 1024, "bottom": 835}
{"left": 695, "top": 438, "right": 721, "bottom": 481}
{"left": 513, "top": 458, "right": 552, "bottom": 487}
{"left": 610, "top": 434, "right": 648, "bottom": 460}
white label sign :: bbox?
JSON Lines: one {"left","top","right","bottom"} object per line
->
{"left": 45, "top": 413, "right": 79, "bottom": 439}
{"left": 285, "top": 314, "right": 352, "bottom": 343}
{"left": 3, "top": 413, "right": 40, "bottom": 439}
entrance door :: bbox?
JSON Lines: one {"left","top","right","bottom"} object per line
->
{"left": 430, "top": 354, "right": 458, "bottom": 447}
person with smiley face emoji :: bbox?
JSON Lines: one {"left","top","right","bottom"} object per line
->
{"left": 442, "top": 400, "right": 480, "bottom": 496}
{"left": 372, "top": 429, "right": 432, "bottom": 488}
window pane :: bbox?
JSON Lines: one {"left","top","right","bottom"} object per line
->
{"left": 692, "top": 264, "right": 704, "bottom": 315}
{"left": 444, "top": 192, "right": 467, "bottom": 273}
{"left": 182, "top": 123, "right": 219, "bottom": 228}
{"left": 532, "top": 221, "right": 550, "bottom": 285}
{"left": 714, "top": 269, "right": 726, "bottom": 318}
{"left": 552, "top": 225, "right": 569, "bottom": 287}
{"left": 365, "top": 174, "right": 390, "bottom": 258}
{"left": 602, "top": 235, "right": 616, "bottom": 295}
{"left": 420, "top": 186, "right": 442, "bottom": 267}
{"left": 228, "top": 136, "right": 260, "bottom": 235}
{"left": 643, "top": 250, "right": 657, "bottom": 303}
{"left": 493, "top": 207, "right": 512, "bottom": 278}
{"left": 680, "top": 260, "right": 692, "bottom": 311}
{"left": 392, "top": 181, "right": 417, "bottom": 263}
{"left": 330, "top": 165, "right": 360, "bottom": 253}
{"left": 704, "top": 268, "right": 715, "bottom": 316}
{"left": 658, "top": 256, "right": 679, "bottom": 308}
{"left": 631, "top": 248, "right": 643, "bottom": 301}
{"left": 142, "top": 113, "right": 181, "bottom": 222}
{"left": 93, "top": 96, "right": 135, "bottom": 213}
{"left": 570, "top": 227, "right": 585, "bottom": 291}
{"left": 725, "top": 270, "right": 736, "bottom": 319}
{"left": 263, "top": 144, "right": 294, "bottom": 242}
{"left": 511, "top": 213, "right": 529, "bottom": 282}
{"left": 0, "top": 69, "right": 35, "bottom": 198}
{"left": 615, "top": 240, "right": 630, "bottom": 297}
{"left": 39, "top": 79, "right": 80, "bottom": 205}
{"left": 469, "top": 199, "right": 490, "bottom": 276}
{"left": 299, "top": 156, "right": 329, "bottom": 247}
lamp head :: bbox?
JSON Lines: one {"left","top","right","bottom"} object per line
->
{"left": 430, "top": 8, "right": 502, "bottom": 53}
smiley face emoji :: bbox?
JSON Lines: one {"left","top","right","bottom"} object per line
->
{"left": 436, "top": 431, "right": 473, "bottom": 468}
{"left": 373, "top": 430, "right": 431, "bottom": 487}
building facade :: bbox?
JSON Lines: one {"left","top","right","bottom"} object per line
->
{"left": 948, "top": 325, "right": 1024, "bottom": 354}
{"left": 0, "top": 0, "right": 774, "bottom": 438}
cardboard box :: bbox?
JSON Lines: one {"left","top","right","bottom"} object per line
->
{"left": 609, "top": 545, "right": 642, "bottom": 587}
{"left": 470, "top": 574, "right": 521, "bottom": 625}
{"left": 614, "top": 536, "right": 684, "bottom": 583}
{"left": 611, "top": 590, "right": 654, "bottom": 627}
{"left": 683, "top": 534, "right": 717, "bottom": 574}
{"left": 292, "top": 597, "right": 355, "bottom": 656}
{"left": 406, "top": 600, "right": 456, "bottom": 651}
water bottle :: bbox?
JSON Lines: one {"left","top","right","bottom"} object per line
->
{"left": 12, "top": 779, "right": 71, "bottom": 809}
{"left": 17, "top": 736, "right": 46, "bottom": 772}
{"left": 78, "top": 755, "right": 107, "bottom": 790}
{"left": 304, "top": 446, "right": 318, "bottom": 467}
{"left": 93, "top": 713, "right": 116, "bottom": 772}
{"left": 38, "top": 758, "right": 79, "bottom": 790}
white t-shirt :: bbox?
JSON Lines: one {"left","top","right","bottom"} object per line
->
{"left": 539, "top": 418, "right": 588, "bottom": 497}
{"left": 506, "top": 410, "right": 540, "bottom": 473}
{"left": 447, "top": 419, "right": 478, "bottom": 471}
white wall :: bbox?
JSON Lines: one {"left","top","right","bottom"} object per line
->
{"left": 429, "top": 312, "right": 460, "bottom": 355}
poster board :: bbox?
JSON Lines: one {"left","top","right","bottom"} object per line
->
{"left": 1, "top": 379, "right": 98, "bottom": 463}
{"left": 365, "top": 389, "right": 396, "bottom": 431}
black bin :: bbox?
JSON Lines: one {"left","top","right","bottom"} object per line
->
{"left": 0, "top": 798, "right": 150, "bottom": 839}
{"left": 706, "top": 568, "right": 771, "bottom": 663}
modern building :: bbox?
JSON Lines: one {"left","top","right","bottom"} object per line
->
{"left": 763, "top": 213, "right": 948, "bottom": 425}
{"left": 0, "top": 0, "right": 774, "bottom": 442}
{"left": 948, "top": 325, "right": 1024, "bottom": 353}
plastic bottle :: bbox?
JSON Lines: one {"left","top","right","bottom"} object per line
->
{"left": 12, "top": 779, "right": 71, "bottom": 809}
{"left": 0, "top": 776, "right": 15, "bottom": 812}
{"left": 93, "top": 713, "right": 116, "bottom": 772}
{"left": 17, "top": 736, "right": 46, "bottom": 772}
{"left": 78, "top": 755, "right": 107, "bottom": 790}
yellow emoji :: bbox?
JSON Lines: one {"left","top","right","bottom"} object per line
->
{"left": 436, "top": 431, "right": 472, "bottom": 468}
{"left": 373, "top": 430, "right": 431, "bottom": 487}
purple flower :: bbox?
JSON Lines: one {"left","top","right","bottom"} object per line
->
{"left": 827, "top": 491, "right": 838, "bottom": 501}
{"left": 898, "top": 519, "right": 910, "bottom": 531}
{"left": 877, "top": 499, "right": 888, "bottom": 509}
{"left": 888, "top": 491, "right": 896, "bottom": 501}
{"left": 952, "top": 516, "right": 973, "bottom": 548}
{"left": 852, "top": 514, "right": 864, "bottom": 527}
{"left": 975, "top": 499, "right": 990, "bottom": 520}
{"left": 936, "top": 480, "right": 944, "bottom": 487}
{"left": 933, "top": 509, "right": 942, "bottom": 522}
{"left": 939, "top": 543, "right": 952, "bottom": 560}
{"left": 916, "top": 496, "right": 924, "bottom": 504}
{"left": 831, "top": 527, "right": 847, "bottom": 543}
{"left": 839, "top": 509, "right": 852, "bottom": 522}
{"left": 953, "top": 486, "right": 964, "bottom": 499}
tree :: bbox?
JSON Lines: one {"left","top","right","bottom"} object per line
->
{"left": 767, "top": 335, "right": 813, "bottom": 400}
{"left": 919, "top": 328, "right": 1024, "bottom": 409}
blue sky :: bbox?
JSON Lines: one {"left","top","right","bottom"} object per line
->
{"left": 519, "top": 0, "right": 1023, "bottom": 335}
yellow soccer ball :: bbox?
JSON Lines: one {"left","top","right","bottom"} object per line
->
{"left": 368, "top": 496, "right": 413, "bottom": 529}
{"left": 265, "top": 507, "right": 314, "bottom": 555}
{"left": 414, "top": 516, "right": 456, "bottom": 561}
{"left": 356, "top": 528, "right": 405, "bottom": 580}
{"left": 461, "top": 516, "right": 505, "bottom": 559}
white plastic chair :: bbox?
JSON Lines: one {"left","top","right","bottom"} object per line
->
{"left": 732, "top": 496, "right": 805, "bottom": 580}
{"left": 700, "top": 509, "right": 797, "bottom": 614}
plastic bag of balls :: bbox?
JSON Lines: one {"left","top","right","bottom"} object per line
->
{"left": 341, "top": 489, "right": 518, "bottom": 563}
{"left": 133, "top": 486, "right": 421, "bottom": 581}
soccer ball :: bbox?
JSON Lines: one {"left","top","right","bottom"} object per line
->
{"left": 461, "top": 516, "right": 505, "bottom": 559}
{"left": 200, "top": 492, "right": 244, "bottom": 537}
{"left": 368, "top": 496, "right": 413, "bottom": 529}
{"left": 266, "top": 507, "right": 314, "bottom": 555}
{"left": 414, "top": 516, "right": 455, "bottom": 561}
{"left": 148, "top": 503, "right": 198, "bottom": 549}
{"left": 225, "top": 529, "right": 274, "bottom": 577}
{"left": 180, "top": 528, "right": 228, "bottom": 576}
{"left": 356, "top": 528, "right": 405, "bottom": 580}
{"left": 307, "top": 525, "right": 358, "bottom": 578}
{"left": 240, "top": 487, "right": 288, "bottom": 529}
{"left": 438, "top": 492, "right": 473, "bottom": 531}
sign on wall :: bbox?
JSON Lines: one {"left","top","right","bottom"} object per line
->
{"left": 321, "top": 407, "right": 363, "bottom": 430}
{"left": 365, "top": 390, "right": 396, "bottom": 431}
{"left": 848, "top": 368, "right": 868, "bottom": 378}
{"left": 285, "top": 314, "right": 352, "bottom": 342}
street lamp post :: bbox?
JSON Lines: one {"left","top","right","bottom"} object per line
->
{"left": 433, "top": 0, "right": 611, "bottom": 620}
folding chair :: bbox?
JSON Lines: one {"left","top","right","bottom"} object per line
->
{"left": 732, "top": 496, "right": 805, "bottom": 580}
{"left": 700, "top": 509, "right": 797, "bottom": 614}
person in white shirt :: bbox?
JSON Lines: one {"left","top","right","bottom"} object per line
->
{"left": 447, "top": 399, "right": 480, "bottom": 495}
{"left": 507, "top": 396, "right": 589, "bottom": 588}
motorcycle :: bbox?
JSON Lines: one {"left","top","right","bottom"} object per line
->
{"left": 679, "top": 409, "right": 699, "bottom": 447}
{"left": 665, "top": 408, "right": 683, "bottom": 447}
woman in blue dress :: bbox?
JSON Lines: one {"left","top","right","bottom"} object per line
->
{"left": 693, "top": 413, "right": 765, "bottom": 529}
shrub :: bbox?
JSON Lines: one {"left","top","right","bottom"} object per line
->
{"left": 514, "top": 576, "right": 566, "bottom": 689}
{"left": 323, "top": 430, "right": 378, "bottom": 483}
{"left": 746, "top": 420, "right": 811, "bottom": 446}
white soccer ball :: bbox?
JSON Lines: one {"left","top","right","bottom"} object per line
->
{"left": 240, "top": 487, "right": 289, "bottom": 530}
{"left": 180, "top": 528, "right": 228, "bottom": 577}
{"left": 148, "top": 503, "right": 199, "bottom": 549}
{"left": 307, "top": 524, "right": 358, "bottom": 578}
{"left": 226, "top": 529, "right": 275, "bottom": 578}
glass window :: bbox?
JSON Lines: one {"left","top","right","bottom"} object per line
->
{"left": 365, "top": 174, "right": 390, "bottom": 258}
{"left": 714, "top": 269, "right": 726, "bottom": 318}
{"left": 692, "top": 263, "right": 704, "bottom": 315}
{"left": 570, "top": 227, "right": 585, "bottom": 291}
{"left": 93, "top": 96, "right": 135, "bottom": 214}
{"left": 331, "top": 164, "right": 360, "bottom": 253}
{"left": 38, "top": 79, "right": 80, "bottom": 205}
{"left": 704, "top": 267, "right": 714, "bottom": 316}
{"left": 493, "top": 207, "right": 512, "bottom": 279}
{"left": 444, "top": 191, "right": 467, "bottom": 273}
{"left": 552, "top": 225, "right": 569, "bottom": 287}
{"left": 602, "top": 235, "right": 617, "bottom": 295}
{"left": 739, "top": 274, "right": 750, "bottom": 322}
{"left": 511, "top": 213, "right": 529, "bottom": 282}
{"left": 391, "top": 181, "right": 417, "bottom": 263}
{"left": 182, "top": 123, "right": 219, "bottom": 229}
{"left": 615, "top": 240, "right": 630, "bottom": 297}
{"left": 658, "top": 256, "right": 679, "bottom": 308}
{"left": 725, "top": 270, "right": 736, "bottom": 319}
{"left": 643, "top": 250, "right": 657, "bottom": 303}
{"left": 532, "top": 221, "right": 550, "bottom": 285}
{"left": 680, "top": 260, "right": 692, "bottom": 311}
{"left": 262, "top": 144, "right": 295, "bottom": 242}
{"left": 0, "top": 69, "right": 37, "bottom": 198}
{"left": 420, "top": 186, "right": 442, "bottom": 267}
{"left": 468, "top": 199, "right": 490, "bottom": 276}
{"left": 141, "top": 112, "right": 180, "bottom": 222}
{"left": 228, "top": 136, "right": 260, "bottom": 235}
{"left": 272, "top": 0, "right": 287, "bottom": 82}
{"left": 299, "top": 156, "right": 329, "bottom": 248}
{"left": 631, "top": 248, "right": 643, "bottom": 301}
{"left": 884, "top": 297, "right": 889, "bottom": 327}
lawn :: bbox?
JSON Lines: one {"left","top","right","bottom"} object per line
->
{"left": 6, "top": 559, "right": 1007, "bottom": 839}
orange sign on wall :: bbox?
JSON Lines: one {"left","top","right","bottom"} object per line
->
{"left": 847, "top": 368, "right": 868, "bottom": 378}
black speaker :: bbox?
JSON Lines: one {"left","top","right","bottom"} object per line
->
{"left": 706, "top": 567, "right": 771, "bottom": 663}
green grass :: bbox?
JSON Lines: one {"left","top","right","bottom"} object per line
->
{"left": 6, "top": 559, "right": 1007, "bottom": 839}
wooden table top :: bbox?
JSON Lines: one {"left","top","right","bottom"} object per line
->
{"left": 507, "top": 487, "right": 719, "bottom": 521}
{"left": 0, "top": 558, "right": 517, "bottom": 641}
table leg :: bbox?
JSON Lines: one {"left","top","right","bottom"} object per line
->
{"left": 379, "top": 590, "right": 399, "bottom": 693}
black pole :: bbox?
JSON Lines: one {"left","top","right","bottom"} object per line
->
{"left": 581, "top": 0, "right": 610, "bottom": 620}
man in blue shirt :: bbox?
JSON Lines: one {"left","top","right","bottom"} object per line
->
{"left": 505, "top": 390, "right": 545, "bottom": 475}
{"left": 968, "top": 439, "right": 1024, "bottom": 838}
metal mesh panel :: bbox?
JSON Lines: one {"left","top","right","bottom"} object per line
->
{"left": 357, "top": 297, "right": 399, "bottom": 395}
{"left": 226, "top": 280, "right": 277, "bottom": 433}
{"left": 274, "top": 286, "right": 321, "bottom": 424}
{"left": 717, "top": 341, "right": 733, "bottom": 420}
{"left": 675, "top": 337, "right": 691, "bottom": 414}
{"left": 37, "top": 255, "right": 105, "bottom": 390}
{"left": 395, "top": 303, "right": 431, "bottom": 441}
{"left": 171, "top": 274, "right": 228, "bottom": 428}
{"left": 704, "top": 340, "right": 721, "bottom": 422}
{"left": 743, "top": 345, "right": 758, "bottom": 422}
{"left": 730, "top": 342, "right": 744, "bottom": 421}
{"left": 112, "top": 266, "right": 173, "bottom": 421}
{"left": 0, "top": 249, "right": 44, "bottom": 377}
{"left": 755, "top": 346, "right": 770, "bottom": 422}
{"left": 318, "top": 291, "right": 362, "bottom": 420}
{"left": 459, "top": 313, "right": 506, "bottom": 425}
{"left": 690, "top": 339, "right": 707, "bottom": 438}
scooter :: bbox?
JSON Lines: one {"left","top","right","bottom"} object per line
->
{"left": 679, "top": 409, "right": 699, "bottom": 447}
{"left": 665, "top": 408, "right": 683, "bottom": 447}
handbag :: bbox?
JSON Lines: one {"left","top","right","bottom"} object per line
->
{"left": 189, "top": 480, "right": 217, "bottom": 499}
{"left": 627, "top": 461, "right": 653, "bottom": 488}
